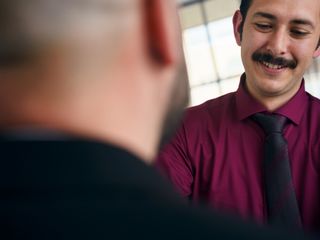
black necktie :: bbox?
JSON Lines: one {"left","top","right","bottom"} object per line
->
{"left": 252, "top": 113, "right": 301, "bottom": 227}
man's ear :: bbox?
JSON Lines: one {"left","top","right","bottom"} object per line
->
{"left": 145, "top": 0, "right": 180, "bottom": 65}
{"left": 233, "top": 10, "right": 243, "bottom": 46}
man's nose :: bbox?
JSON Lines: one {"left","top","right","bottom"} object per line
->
{"left": 266, "top": 28, "right": 290, "bottom": 56}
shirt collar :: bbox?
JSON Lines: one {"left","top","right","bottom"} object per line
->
{"left": 235, "top": 74, "right": 308, "bottom": 125}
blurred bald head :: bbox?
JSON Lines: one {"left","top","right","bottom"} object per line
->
{"left": 0, "top": 0, "right": 189, "bottom": 163}
{"left": 0, "top": 0, "right": 137, "bottom": 67}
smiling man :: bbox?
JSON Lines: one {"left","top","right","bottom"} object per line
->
{"left": 157, "top": 0, "right": 320, "bottom": 232}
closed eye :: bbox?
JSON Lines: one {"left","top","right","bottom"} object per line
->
{"left": 290, "top": 29, "right": 310, "bottom": 38}
{"left": 254, "top": 23, "right": 272, "bottom": 32}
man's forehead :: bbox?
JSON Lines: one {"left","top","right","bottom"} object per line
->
{"left": 247, "top": 0, "right": 320, "bottom": 23}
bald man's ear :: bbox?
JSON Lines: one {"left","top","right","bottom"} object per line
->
{"left": 145, "top": 0, "right": 180, "bottom": 65}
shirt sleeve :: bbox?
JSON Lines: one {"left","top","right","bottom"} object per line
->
{"left": 155, "top": 122, "right": 194, "bottom": 197}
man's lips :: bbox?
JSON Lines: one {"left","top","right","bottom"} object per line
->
{"left": 260, "top": 60, "right": 287, "bottom": 70}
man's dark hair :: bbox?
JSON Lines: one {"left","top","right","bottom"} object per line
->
{"left": 239, "top": 0, "right": 253, "bottom": 37}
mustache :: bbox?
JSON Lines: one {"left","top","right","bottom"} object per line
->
{"left": 252, "top": 51, "right": 297, "bottom": 69}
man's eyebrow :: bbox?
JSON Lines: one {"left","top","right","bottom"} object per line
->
{"left": 253, "top": 12, "right": 276, "bottom": 20}
{"left": 291, "top": 19, "right": 315, "bottom": 29}
{"left": 253, "top": 12, "right": 315, "bottom": 29}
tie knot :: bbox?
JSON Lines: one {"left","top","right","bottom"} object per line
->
{"left": 252, "top": 113, "right": 287, "bottom": 135}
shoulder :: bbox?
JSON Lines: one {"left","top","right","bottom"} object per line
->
{"left": 307, "top": 92, "right": 320, "bottom": 108}
{"left": 183, "top": 92, "right": 236, "bottom": 126}
{"left": 305, "top": 92, "right": 320, "bottom": 119}
{"left": 303, "top": 92, "right": 320, "bottom": 142}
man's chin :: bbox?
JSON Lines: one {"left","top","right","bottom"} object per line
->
{"left": 158, "top": 58, "right": 189, "bottom": 151}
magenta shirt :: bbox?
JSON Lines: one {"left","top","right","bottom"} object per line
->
{"left": 156, "top": 75, "right": 320, "bottom": 232}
